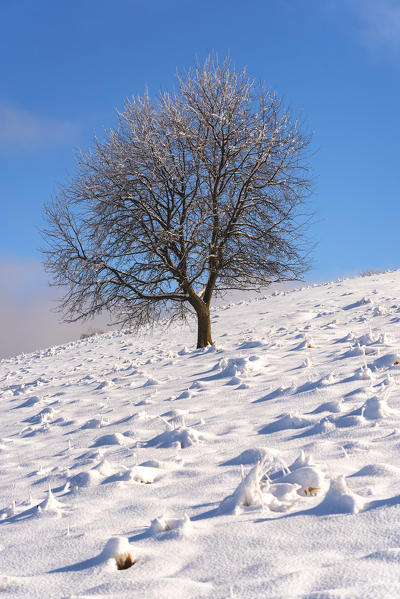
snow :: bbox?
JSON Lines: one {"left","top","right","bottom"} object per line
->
{"left": 2, "top": 270, "right": 400, "bottom": 597}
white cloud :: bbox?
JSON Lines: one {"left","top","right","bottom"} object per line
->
{"left": 334, "top": 0, "right": 400, "bottom": 55}
{"left": 355, "top": 0, "right": 400, "bottom": 52}
{"left": 0, "top": 104, "right": 78, "bottom": 150}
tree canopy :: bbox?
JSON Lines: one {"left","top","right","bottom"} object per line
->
{"left": 42, "top": 55, "right": 313, "bottom": 348}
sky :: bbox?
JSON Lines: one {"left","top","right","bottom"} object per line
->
{"left": 1, "top": 0, "right": 400, "bottom": 358}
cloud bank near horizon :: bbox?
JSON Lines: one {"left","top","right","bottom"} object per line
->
{"left": 0, "top": 104, "right": 78, "bottom": 151}
{"left": 0, "top": 258, "right": 112, "bottom": 360}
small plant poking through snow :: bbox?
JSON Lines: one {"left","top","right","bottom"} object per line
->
{"left": 0, "top": 577, "right": 12, "bottom": 592}
{"left": 80, "top": 328, "right": 105, "bottom": 340}
{"left": 101, "top": 537, "right": 136, "bottom": 570}
{"left": 221, "top": 452, "right": 329, "bottom": 514}
{"left": 37, "top": 487, "right": 68, "bottom": 516}
{"left": 357, "top": 364, "right": 374, "bottom": 381}
{"left": 150, "top": 514, "right": 193, "bottom": 535}
{"left": 360, "top": 268, "right": 382, "bottom": 277}
{"left": 221, "top": 459, "right": 297, "bottom": 514}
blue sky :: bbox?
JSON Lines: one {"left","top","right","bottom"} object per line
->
{"left": 1, "top": 0, "right": 400, "bottom": 355}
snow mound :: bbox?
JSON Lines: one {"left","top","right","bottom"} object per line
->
{"left": 279, "top": 465, "right": 327, "bottom": 496}
{"left": 289, "top": 450, "right": 317, "bottom": 470}
{"left": 268, "top": 482, "right": 301, "bottom": 503}
{"left": 335, "top": 413, "right": 366, "bottom": 429}
{"left": 34, "top": 407, "right": 55, "bottom": 424}
{"left": 38, "top": 488, "right": 67, "bottom": 515}
{"left": 221, "top": 447, "right": 272, "bottom": 466}
{"left": 161, "top": 408, "right": 188, "bottom": 419}
{"left": 96, "top": 379, "right": 115, "bottom": 390}
{"left": 17, "top": 396, "right": 41, "bottom": 408}
{"left": 92, "top": 458, "right": 115, "bottom": 477}
{"left": 189, "top": 380, "right": 206, "bottom": 390}
{"left": 220, "top": 461, "right": 302, "bottom": 514}
{"left": 295, "top": 337, "right": 317, "bottom": 349}
{"left": 362, "top": 395, "right": 396, "bottom": 419}
{"left": 355, "top": 365, "right": 374, "bottom": 381}
{"left": 150, "top": 513, "right": 193, "bottom": 535}
{"left": 370, "top": 353, "right": 400, "bottom": 371}
{"left": 218, "top": 356, "right": 263, "bottom": 378}
{"left": 147, "top": 425, "right": 204, "bottom": 448}
{"left": 176, "top": 389, "right": 192, "bottom": 400}
{"left": 237, "top": 340, "right": 266, "bottom": 350}
{"left": 350, "top": 463, "right": 400, "bottom": 478}
{"left": 92, "top": 432, "right": 129, "bottom": 447}
{"left": 310, "top": 399, "right": 343, "bottom": 414}
{"left": 355, "top": 332, "right": 378, "bottom": 345}
{"left": 0, "top": 501, "right": 16, "bottom": 520}
{"left": 344, "top": 297, "right": 373, "bottom": 310}
{"left": 69, "top": 470, "right": 102, "bottom": 489}
{"left": 140, "top": 459, "right": 165, "bottom": 469}
{"left": 81, "top": 417, "right": 107, "bottom": 429}
{"left": 315, "top": 476, "right": 365, "bottom": 514}
{"left": 178, "top": 346, "right": 190, "bottom": 355}
{"left": 259, "top": 413, "right": 314, "bottom": 434}
{"left": 143, "top": 377, "right": 159, "bottom": 387}
{"left": 122, "top": 465, "right": 161, "bottom": 484}
{"left": 342, "top": 344, "right": 366, "bottom": 358}
{"left": 100, "top": 536, "right": 136, "bottom": 570}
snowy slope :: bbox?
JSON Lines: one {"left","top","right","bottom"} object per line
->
{"left": 2, "top": 271, "right": 400, "bottom": 598}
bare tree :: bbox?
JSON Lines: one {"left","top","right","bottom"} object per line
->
{"left": 42, "top": 55, "right": 313, "bottom": 348}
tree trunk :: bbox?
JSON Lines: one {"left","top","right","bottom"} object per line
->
{"left": 196, "top": 303, "right": 213, "bottom": 348}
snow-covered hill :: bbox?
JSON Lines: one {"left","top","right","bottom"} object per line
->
{"left": 2, "top": 271, "right": 400, "bottom": 598}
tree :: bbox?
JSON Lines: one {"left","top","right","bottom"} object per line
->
{"left": 42, "top": 55, "right": 313, "bottom": 349}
